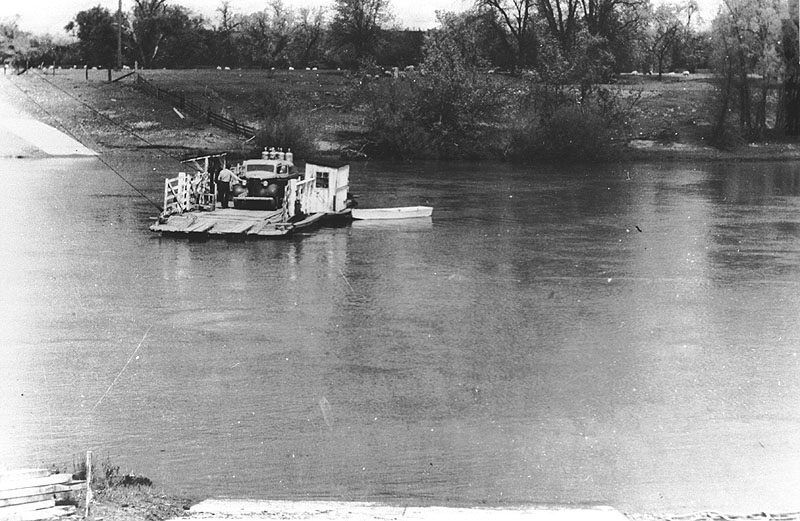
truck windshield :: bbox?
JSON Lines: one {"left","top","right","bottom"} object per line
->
{"left": 246, "top": 164, "right": 275, "bottom": 173}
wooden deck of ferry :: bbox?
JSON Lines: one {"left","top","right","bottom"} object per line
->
{"left": 150, "top": 207, "right": 336, "bottom": 237}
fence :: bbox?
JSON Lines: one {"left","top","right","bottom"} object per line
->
{"left": 134, "top": 74, "right": 257, "bottom": 138}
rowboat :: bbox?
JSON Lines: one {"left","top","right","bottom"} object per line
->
{"left": 351, "top": 206, "right": 433, "bottom": 220}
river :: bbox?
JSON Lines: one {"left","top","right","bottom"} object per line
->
{"left": 1, "top": 157, "right": 799, "bottom": 514}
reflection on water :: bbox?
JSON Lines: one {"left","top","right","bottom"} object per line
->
{"left": 1, "top": 158, "right": 799, "bottom": 513}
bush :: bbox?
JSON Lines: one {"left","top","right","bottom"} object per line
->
{"left": 360, "top": 73, "right": 508, "bottom": 160}
{"left": 708, "top": 119, "right": 745, "bottom": 150}
{"left": 253, "top": 113, "right": 314, "bottom": 160}
{"left": 71, "top": 456, "right": 152, "bottom": 491}
{"left": 357, "top": 16, "right": 510, "bottom": 160}
{"left": 509, "top": 105, "right": 616, "bottom": 161}
{"left": 250, "top": 88, "right": 315, "bottom": 159}
{"left": 508, "top": 85, "right": 631, "bottom": 162}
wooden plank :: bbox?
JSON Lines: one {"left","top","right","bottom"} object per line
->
{"left": 151, "top": 214, "right": 195, "bottom": 233}
{"left": 209, "top": 220, "right": 255, "bottom": 234}
{"left": 0, "top": 499, "right": 55, "bottom": 515}
{"left": 0, "top": 492, "right": 59, "bottom": 508}
{"left": 228, "top": 221, "right": 256, "bottom": 234}
{"left": 185, "top": 221, "right": 214, "bottom": 233}
{"left": 0, "top": 481, "right": 85, "bottom": 501}
{"left": 0, "top": 474, "right": 70, "bottom": 492}
{"left": 14, "top": 505, "right": 76, "bottom": 521}
{"left": 248, "top": 221, "right": 290, "bottom": 236}
{"left": 111, "top": 70, "right": 135, "bottom": 82}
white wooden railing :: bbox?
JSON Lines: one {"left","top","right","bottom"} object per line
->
{"left": 162, "top": 171, "right": 216, "bottom": 217}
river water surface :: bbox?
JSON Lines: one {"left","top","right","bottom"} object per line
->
{"left": 1, "top": 157, "right": 799, "bottom": 514}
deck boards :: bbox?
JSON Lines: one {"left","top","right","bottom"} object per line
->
{"left": 151, "top": 208, "right": 287, "bottom": 237}
{"left": 151, "top": 208, "right": 348, "bottom": 238}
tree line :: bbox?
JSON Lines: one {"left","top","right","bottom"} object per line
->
{"left": 1, "top": 0, "right": 711, "bottom": 73}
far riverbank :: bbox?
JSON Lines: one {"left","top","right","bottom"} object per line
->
{"left": 5, "top": 68, "right": 800, "bottom": 164}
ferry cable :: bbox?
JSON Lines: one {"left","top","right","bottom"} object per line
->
{"left": 28, "top": 69, "right": 191, "bottom": 165}
{"left": 92, "top": 324, "right": 153, "bottom": 412}
{"left": 8, "top": 75, "right": 165, "bottom": 212}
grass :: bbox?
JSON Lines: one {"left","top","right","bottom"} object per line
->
{"left": 64, "top": 456, "right": 193, "bottom": 521}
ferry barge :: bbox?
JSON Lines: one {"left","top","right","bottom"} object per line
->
{"left": 150, "top": 148, "right": 354, "bottom": 238}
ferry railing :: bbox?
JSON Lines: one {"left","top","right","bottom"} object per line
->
{"left": 163, "top": 172, "right": 191, "bottom": 217}
{"left": 162, "top": 171, "right": 216, "bottom": 217}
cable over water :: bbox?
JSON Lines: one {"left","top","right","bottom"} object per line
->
{"left": 8, "top": 70, "right": 212, "bottom": 212}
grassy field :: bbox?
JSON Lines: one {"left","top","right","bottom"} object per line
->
{"left": 133, "top": 68, "right": 721, "bottom": 148}
{"left": 615, "top": 74, "right": 718, "bottom": 144}
{"left": 136, "top": 68, "right": 365, "bottom": 151}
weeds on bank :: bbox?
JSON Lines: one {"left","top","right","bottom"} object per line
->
{"left": 72, "top": 455, "right": 153, "bottom": 491}
{"left": 64, "top": 456, "right": 191, "bottom": 519}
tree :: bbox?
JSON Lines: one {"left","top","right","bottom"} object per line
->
{"left": 154, "top": 6, "right": 210, "bottom": 67}
{"left": 363, "top": 12, "right": 508, "bottom": 158}
{"left": 710, "top": 0, "right": 786, "bottom": 140}
{"left": 536, "top": 0, "right": 579, "bottom": 53}
{"left": 1, "top": 17, "right": 31, "bottom": 65}
{"left": 292, "top": 7, "right": 327, "bottom": 67}
{"left": 131, "top": 0, "right": 169, "bottom": 68}
{"left": 647, "top": 2, "right": 690, "bottom": 78}
{"left": 240, "top": 1, "right": 298, "bottom": 68}
{"left": 329, "top": 0, "right": 391, "bottom": 67}
{"left": 581, "top": 0, "right": 648, "bottom": 42}
{"left": 69, "top": 6, "right": 118, "bottom": 68}
{"left": 779, "top": 16, "right": 800, "bottom": 134}
{"left": 585, "top": 0, "right": 650, "bottom": 72}
{"left": 479, "top": 0, "right": 538, "bottom": 69}
{"left": 212, "top": 1, "right": 242, "bottom": 66}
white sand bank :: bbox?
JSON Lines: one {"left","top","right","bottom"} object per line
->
{"left": 0, "top": 117, "right": 96, "bottom": 156}
{"left": 175, "top": 499, "right": 628, "bottom": 521}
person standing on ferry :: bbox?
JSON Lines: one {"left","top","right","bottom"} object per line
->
{"left": 216, "top": 166, "right": 242, "bottom": 208}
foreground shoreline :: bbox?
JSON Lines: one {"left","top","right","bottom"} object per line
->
{"left": 87, "top": 490, "right": 800, "bottom": 521}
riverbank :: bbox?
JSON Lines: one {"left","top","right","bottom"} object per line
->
{"left": 5, "top": 68, "right": 800, "bottom": 163}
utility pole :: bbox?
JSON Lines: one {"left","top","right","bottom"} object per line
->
{"left": 116, "top": 0, "right": 122, "bottom": 70}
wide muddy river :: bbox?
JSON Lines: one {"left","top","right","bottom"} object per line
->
{"left": 1, "top": 157, "right": 799, "bottom": 514}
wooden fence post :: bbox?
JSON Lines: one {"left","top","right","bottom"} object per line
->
{"left": 85, "top": 451, "right": 93, "bottom": 518}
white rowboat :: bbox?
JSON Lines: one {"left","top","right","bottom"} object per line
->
{"left": 351, "top": 206, "right": 433, "bottom": 220}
